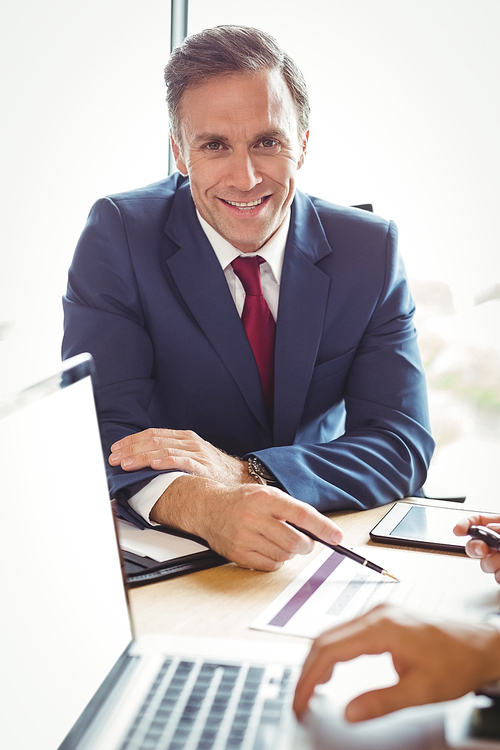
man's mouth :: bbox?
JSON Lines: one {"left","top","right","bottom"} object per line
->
{"left": 221, "top": 196, "right": 270, "bottom": 210}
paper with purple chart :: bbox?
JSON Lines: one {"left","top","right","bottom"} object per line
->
{"left": 251, "top": 545, "right": 500, "bottom": 639}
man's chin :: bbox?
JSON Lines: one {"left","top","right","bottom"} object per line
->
{"left": 223, "top": 232, "right": 272, "bottom": 253}
{"left": 206, "top": 221, "right": 273, "bottom": 253}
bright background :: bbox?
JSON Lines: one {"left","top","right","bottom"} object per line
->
{"left": 1, "top": 0, "right": 499, "bottom": 502}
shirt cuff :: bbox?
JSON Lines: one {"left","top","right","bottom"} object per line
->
{"left": 127, "top": 472, "right": 187, "bottom": 525}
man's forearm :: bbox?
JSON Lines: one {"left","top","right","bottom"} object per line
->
{"left": 149, "top": 474, "right": 219, "bottom": 535}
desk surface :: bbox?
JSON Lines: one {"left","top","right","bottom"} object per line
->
{"left": 128, "top": 500, "right": 467, "bottom": 643}
{"left": 127, "top": 500, "right": 492, "bottom": 750}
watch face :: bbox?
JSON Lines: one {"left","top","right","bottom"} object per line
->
{"left": 250, "top": 457, "right": 277, "bottom": 485}
{"left": 252, "top": 458, "right": 266, "bottom": 476}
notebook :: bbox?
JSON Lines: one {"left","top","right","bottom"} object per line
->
{"left": 0, "top": 354, "right": 463, "bottom": 750}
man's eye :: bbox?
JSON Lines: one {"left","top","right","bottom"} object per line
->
{"left": 205, "top": 142, "right": 223, "bottom": 151}
{"left": 259, "top": 139, "right": 280, "bottom": 151}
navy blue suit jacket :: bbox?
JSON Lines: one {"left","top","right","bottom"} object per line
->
{"left": 62, "top": 173, "right": 434, "bottom": 524}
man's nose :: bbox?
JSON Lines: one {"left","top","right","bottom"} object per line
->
{"left": 225, "top": 149, "right": 263, "bottom": 192}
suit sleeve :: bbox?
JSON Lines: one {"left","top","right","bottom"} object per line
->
{"left": 253, "top": 220, "right": 435, "bottom": 513}
{"left": 62, "top": 196, "right": 175, "bottom": 522}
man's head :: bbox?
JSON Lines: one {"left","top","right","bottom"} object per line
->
{"left": 164, "top": 25, "right": 310, "bottom": 145}
{"left": 164, "top": 26, "right": 310, "bottom": 253}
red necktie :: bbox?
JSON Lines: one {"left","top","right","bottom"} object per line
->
{"left": 231, "top": 256, "right": 275, "bottom": 414}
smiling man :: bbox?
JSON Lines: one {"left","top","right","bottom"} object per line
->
{"left": 62, "top": 26, "right": 434, "bottom": 571}
{"left": 172, "top": 68, "right": 306, "bottom": 254}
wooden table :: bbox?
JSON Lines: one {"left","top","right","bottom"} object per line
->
{"left": 127, "top": 500, "right": 486, "bottom": 750}
{"left": 129, "top": 503, "right": 403, "bottom": 642}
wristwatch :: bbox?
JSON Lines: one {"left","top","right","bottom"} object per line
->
{"left": 247, "top": 456, "right": 279, "bottom": 487}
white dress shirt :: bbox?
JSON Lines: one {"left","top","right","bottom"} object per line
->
{"left": 128, "top": 209, "right": 290, "bottom": 524}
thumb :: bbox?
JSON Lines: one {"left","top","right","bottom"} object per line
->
{"left": 345, "top": 683, "right": 415, "bottom": 722}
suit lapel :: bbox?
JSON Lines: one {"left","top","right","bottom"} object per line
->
{"left": 163, "top": 182, "right": 269, "bottom": 431}
{"left": 273, "top": 192, "right": 332, "bottom": 446}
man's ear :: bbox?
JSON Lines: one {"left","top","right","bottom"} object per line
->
{"left": 170, "top": 135, "right": 188, "bottom": 176}
{"left": 297, "top": 130, "right": 309, "bottom": 170}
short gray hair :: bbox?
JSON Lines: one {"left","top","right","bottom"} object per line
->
{"left": 164, "top": 25, "right": 310, "bottom": 143}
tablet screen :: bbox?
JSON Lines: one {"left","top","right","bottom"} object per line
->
{"left": 392, "top": 505, "right": 465, "bottom": 545}
{"left": 370, "top": 503, "right": 472, "bottom": 551}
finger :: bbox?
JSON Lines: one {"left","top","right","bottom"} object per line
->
{"left": 111, "top": 436, "right": 187, "bottom": 462}
{"left": 109, "top": 433, "right": 165, "bottom": 465}
{"left": 294, "top": 638, "right": 340, "bottom": 716}
{"left": 294, "top": 611, "right": 395, "bottom": 715}
{"left": 293, "top": 664, "right": 335, "bottom": 716}
{"left": 109, "top": 439, "right": 206, "bottom": 471}
{"left": 262, "top": 519, "right": 316, "bottom": 556}
{"left": 235, "top": 521, "right": 308, "bottom": 563}
{"left": 240, "top": 492, "right": 342, "bottom": 556}
{"left": 454, "top": 514, "right": 500, "bottom": 536}
{"left": 111, "top": 428, "right": 197, "bottom": 453}
{"left": 239, "top": 532, "right": 300, "bottom": 564}
{"left": 209, "top": 530, "right": 288, "bottom": 570}
{"left": 465, "top": 539, "right": 490, "bottom": 559}
{"left": 277, "top": 499, "right": 343, "bottom": 545}
{"left": 479, "top": 552, "right": 500, "bottom": 575}
{"left": 111, "top": 448, "right": 180, "bottom": 471}
{"left": 110, "top": 429, "right": 160, "bottom": 452}
{"left": 345, "top": 682, "right": 421, "bottom": 722}
{"left": 453, "top": 514, "right": 484, "bottom": 535}
{"left": 108, "top": 447, "right": 155, "bottom": 467}
{"left": 150, "top": 452, "right": 212, "bottom": 472}
{"left": 125, "top": 453, "right": 210, "bottom": 474}
{"left": 231, "top": 550, "right": 285, "bottom": 572}
{"left": 209, "top": 532, "right": 288, "bottom": 571}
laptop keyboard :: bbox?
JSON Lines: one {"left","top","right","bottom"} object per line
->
{"left": 119, "top": 657, "right": 296, "bottom": 750}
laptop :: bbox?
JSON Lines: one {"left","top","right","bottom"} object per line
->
{"left": 0, "top": 354, "right": 467, "bottom": 750}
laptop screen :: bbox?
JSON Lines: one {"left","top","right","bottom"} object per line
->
{"left": 0, "top": 355, "right": 132, "bottom": 750}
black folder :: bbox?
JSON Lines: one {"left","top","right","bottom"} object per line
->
{"left": 117, "top": 521, "right": 228, "bottom": 587}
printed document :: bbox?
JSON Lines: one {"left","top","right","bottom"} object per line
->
{"left": 252, "top": 545, "right": 500, "bottom": 639}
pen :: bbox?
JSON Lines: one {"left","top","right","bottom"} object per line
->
{"left": 468, "top": 525, "right": 500, "bottom": 550}
{"left": 288, "top": 523, "right": 400, "bottom": 582}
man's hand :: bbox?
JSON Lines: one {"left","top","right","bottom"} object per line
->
{"left": 149, "top": 475, "right": 343, "bottom": 572}
{"left": 293, "top": 603, "right": 500, "bottom": 722}
{"left": 454, "top": 513, "right": 500, "bottom": 583}
{"left": 108, "top": 428, "right": 344, "bottom": 571}
{"left": 108, "top": 428, "right": 250, "bottom": 485}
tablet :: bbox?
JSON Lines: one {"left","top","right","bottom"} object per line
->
{"left": 369, "top": 502, "right": 476, "bottom": 553}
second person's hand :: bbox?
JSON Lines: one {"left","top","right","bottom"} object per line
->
{"left": 454, "top": 513, "right": 500, "bottom": 583}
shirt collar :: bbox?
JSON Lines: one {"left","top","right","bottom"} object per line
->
{"left": 196, "top": 209, "right": 290, "bottom": 284}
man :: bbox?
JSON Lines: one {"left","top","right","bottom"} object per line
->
{"left": 293, "top": 513, "right": 500, "bottom": 722}
{"left": 62, "top": 25, "right": 434, "bottom": 570}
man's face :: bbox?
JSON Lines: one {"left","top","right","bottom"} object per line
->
{"left": 171, "top": 69, "right": 308, "bottom": 254}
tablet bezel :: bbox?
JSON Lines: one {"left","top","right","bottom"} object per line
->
{"left": 369, "top": 502, "right": 475, "bottom": 553}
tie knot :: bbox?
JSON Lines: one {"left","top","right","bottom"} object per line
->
{"left": 231, "top": 256, "right": 264, "bottom": 297}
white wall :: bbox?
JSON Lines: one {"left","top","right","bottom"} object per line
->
{"left": 0, "top": 0, "right": 171, "bottom": 394}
